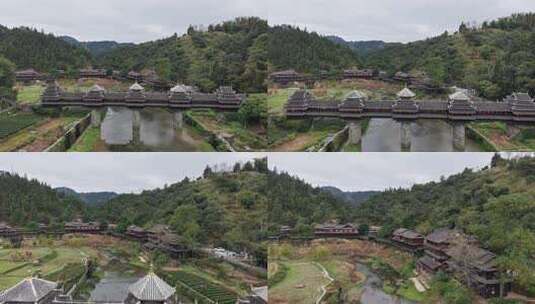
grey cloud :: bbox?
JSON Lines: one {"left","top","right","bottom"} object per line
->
{"left": 2, "top": 0, "right": 534, "bottom": 43}
{"left": 0, "top": 153, "right": 265, "bottom": 193}
{"left": 269, "top": 153, "right": 494, "bottom": 191}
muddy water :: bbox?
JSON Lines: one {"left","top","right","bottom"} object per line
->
{"left": 361, "top": 119, "right": 482, "bottom": 152}
{"left": 100, "top": 107, "right": 212, "bottom": 151}
{"left": 357, "top": 263, "right": 416, "bottom": 304}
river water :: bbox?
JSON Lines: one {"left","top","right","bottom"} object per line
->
{"left": 88, "top": 271, "right": 140, "bottom": 302}
{"left": 99, "top": 107, "right": 212, "bottom": 151}
{"left": 361, "top": 118, "right": 482, "bottom": 152}
{"left": 357, "top": 263, "right": 416, "bottom": 304}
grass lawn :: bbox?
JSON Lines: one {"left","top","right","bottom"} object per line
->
{"left": 0, "top": 246, "right": 98, "bottom": 290}
{"left": 397, "top": 282, "right": 426, "bottom": 302}
{"left": 471, "top": 122, "right": 535, "bottom": 151}
{"left": 269, "top": 261, "right": 330, "bottom": 304}
{"left": 268, "top": 88, "right": 298, "bottom": 116}
{"left": 69, "top": 126, "right": 101, "bottom": 152}
{"left": 16, "top": 85, "right": 45, "bottom": 104}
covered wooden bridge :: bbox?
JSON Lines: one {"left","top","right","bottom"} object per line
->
{"left": 40, "top": 80, "right": 245, "bottom": 111}
{"left": 285, "top": 88, "right": 535, "bottom": 150}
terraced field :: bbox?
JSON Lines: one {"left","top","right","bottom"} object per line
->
{"left": 0, "top": 112, "right": 43, "bottom": 139}
{"left": 170, "top": 271, "right": 238, "bottom": 304}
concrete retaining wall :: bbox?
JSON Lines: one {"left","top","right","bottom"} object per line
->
{"left": 45, "top": 114, "right": 91, "bottom": 152}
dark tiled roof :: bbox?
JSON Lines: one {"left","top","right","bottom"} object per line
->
{"left": 418, "top": 256, "right": 441, "bottom": 270}
{"left": 0, "top": 278, "right": 57, "bottom": 303}
{"left": 393, "top": 228, "right": 423, "bottom": 239}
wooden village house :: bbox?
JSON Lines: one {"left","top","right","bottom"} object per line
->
{"left": 391, "top": 228, "right": 424, "bottom": 252}
{"left": 78, "top": 69, "right": 107, "bottom": 78}
{"left": 269, "top": 70, "right": 304, "bottom": 85}
{"left": 343, "top": 68, "right": 375, "bottom": 79}
{"left": 64, "top": 220, "right": 101, "bottom": 233}
{"left": 314, "top": 223, "right": 359, "bottom": 238}
{"left": 15, "top": 69, "right": 41, "bottom": 83}
{"left": 416, "top": 228, "right": 512, "bottom": 298}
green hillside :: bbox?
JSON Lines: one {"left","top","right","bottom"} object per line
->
{"left": 0, "top": 25, "right": 91, "bottom": 72}
{"left": 93, "top": 158, "right": 268, "bottom": 257}
{"left": 268, "top": 25, "right": 361, "bottom": 73}
{"left": 355, "top": 155, "right": 535, "bottom": 295}
{"left": 267, "top": 170, "right": 351, "bottom": 232}
{"left": 364, "top": 13, "right": 535, "bottom": 99}
{"left": 0, "top": 171, "right": 86, "bottom": 226}
{"left": 99, "top": 17, "right": 269, "bottom": 93}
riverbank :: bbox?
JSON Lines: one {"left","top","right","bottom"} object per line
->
{"left": 268, "top": 239, "right": 419, "bottom": 304}
{"left": 0, "top": 235, "right": 265, "bottom": 304}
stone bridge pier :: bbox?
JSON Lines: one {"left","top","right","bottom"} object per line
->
{"left": 173, "top": 110, "right": 184, "bottom": 129}
{"left": 132, "top": 110, "right": 141, "bottom": 145}
{"left": 347, "top": 119, "right": 362, "bottom": 145}
{"left": 400, "top": 121, "right": 412, "bottom": 151}
{"left": 90, "top": 109, "right": 103, "bottom": 127}
{"left": 452, "top": 122, "right": 466, "bottom": 151}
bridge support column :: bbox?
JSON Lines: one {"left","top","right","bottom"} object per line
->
{"left": 453, "top": 122, "right": 466, "bottom": 151}
{"left": 132, "top": 111, "right": 141, "bottom": 145}
{"left": 347, "top": 120, "right": 362, "bottom": 145}
{"left": 400, "top": 121, "right": 412, "bottom": 151}
{"left": 90, "top": 109, "right": 102, "bottom": 127}
{"left": 174, "top": 111, "right": 184, "bottom": 129}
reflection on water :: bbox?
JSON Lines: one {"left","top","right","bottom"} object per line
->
{"left": 100, "top": 107, "right": 210, "bottom": 151}
{"left": 357, "top": 263, "right": 415, "bottom": 304}
{"left": 89, "top": 271, "right": 139, "bottom": 303}
{"left": 361, "top": 119, "right": 482, "bottom": 152}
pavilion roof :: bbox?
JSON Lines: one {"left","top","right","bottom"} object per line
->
{"left": 449, "top": 91, "right": 470, "bottom": 101}
{"left": 89, "top": 84, "right": 105, "bottom": 92}
{"left": 128, "top": 272, "right": 175, "bottom": 301}
{"left": 130, "top": 82, "right": 144, "bottom": 91}
{"left": 0, "top": 278, "right": 57, "bottom": 303}
{"left": 345, "top": 90, "right": 367, "bottom": 100}
{"left": 397, "top": 88, "right": 416, "bottom": 99}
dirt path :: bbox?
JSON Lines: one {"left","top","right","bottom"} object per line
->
{"left": 314, "top": 262, "right": 334, "bottom": 304}
{"left": 272, "top": 133, "right": 320, "bottom": 152}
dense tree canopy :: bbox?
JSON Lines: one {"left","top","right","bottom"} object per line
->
{"left": 364, "top": 13, "right": 535, "bottom": 99}
{"left": 267, "top": 25, "right": 361, "bottom": 74}
{"left": 0, "top": 55, "right": 15, "bottom": 98}
{"left": 0, "top": 172, "right": 86, "bottom": 226}
{"left": 0, "top": 25, "right": 91, "bottom": 72}
{"left": 99, "top": 17, "right": 270, "bottom": 93}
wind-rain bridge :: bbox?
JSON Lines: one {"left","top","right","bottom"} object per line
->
{"left": 285, "top": 88, "right": 535, "bottom": 150}
{"left": 40, "top": 80, "right": 246, "bottom": 130}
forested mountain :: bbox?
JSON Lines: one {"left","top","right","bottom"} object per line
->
{"left": 0, "top": 159, "right": 268, "bottom": 259}
{"left": 99, "top": 17, "right": 269, "bottom": 93}
{"left": 267, "top": 169, "right": 351, "bottom": 232}
{"left": 355, "top": 155, "right": 535, "bottom": 293}
{"left": 0, "top": 25, "right": 91, "bottom": 72}
{"left": 0, "top": 172, "right": 87, "bottom": 226}
{"left": 320, "top": 186, "right": 379, "bottom": 207}
{"left": 92, "top": 158, "right": 268, "bottom": 255}
{"left": 60, "top": 36, "right": 134, "bottom": 57}
{"left": 267, "top": 25, "right": 360, "bottom": 73}
{"left": 55, "top": 187, "right": 119, "bottom": 206}
{"left": 326, "top": 36, "right": 391, "bottom": 56}
{"left": 363, "top": 13, "right": 535, "bottom": 99}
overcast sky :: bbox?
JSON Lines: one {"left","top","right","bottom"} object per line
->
{"left": 1, "top": 0, "right": 534, "bottom": 43}
{"left": 269, "top": 153, "right": 498, "bottom": 192}
{"left": 0, "top": 153, "right": 264, "bottom": 193}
